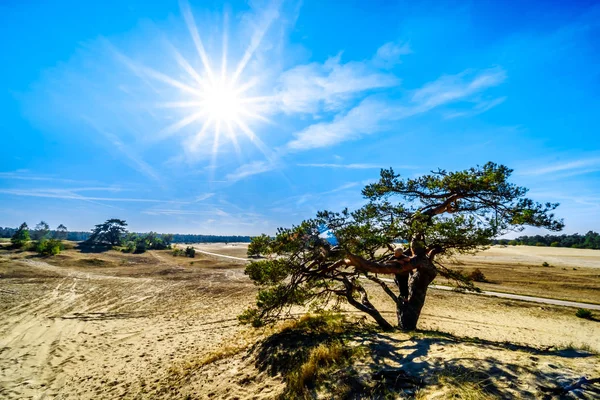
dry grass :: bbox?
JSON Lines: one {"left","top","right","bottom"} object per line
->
{"left": 417, "top": 367, "right": 494, "bottom": 400}
{"left": 439, "top": 253, "right": 600, "bottom": 304}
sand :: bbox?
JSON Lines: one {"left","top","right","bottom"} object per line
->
{"left": 1, "top": 245, "right": 599, "bottom": 399}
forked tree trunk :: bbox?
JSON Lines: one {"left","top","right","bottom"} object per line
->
{"left": 395, "top": 259, "right": 437, "bottom": 331}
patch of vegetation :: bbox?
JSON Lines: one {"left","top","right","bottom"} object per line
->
{"left": 35, "top": 238, "right": 64, "bottom": 256}
{"left": 542, "top": 261, "right": 551, "bottom": 267}
{"left": 575, "top": 308, "right": 593, "bottom": 320}
{"left": 418, "top": 366, "right": 494, "bottom": 400}
{"left": 250, "top": 312, "right": 421, "bottom": 399}
{"left": 172, "top": 246, "right": 196, "bottom": 258}
{"left": 468, "top": 268, "right": 488, "bottom": 283}
{"left": 10, "top": 222, "right": 30, "bottom": 248}
{"left": 121, "top": 232, "right": 173, "bottom": 254}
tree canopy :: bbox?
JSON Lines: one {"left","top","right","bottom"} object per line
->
{"left": 87, "top": 219, "right": 128, "bottom": 246}
{"left": 241, "top": 163, "right": 564, "bottom": 331}
{"left": 54, "top": 224, "right": 68, "bottom": 240}
{"left": 11, "top": 222, "right": 30, "bottom": 248}
{"left": 32, "top": 221, "right": 50, "bottom": 241}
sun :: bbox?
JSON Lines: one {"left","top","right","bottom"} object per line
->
{"left": 122, "top": 1, "right": 275, "bottom": 166}
{"left": 201, "top": 79, "right": 242, "bottom": 123}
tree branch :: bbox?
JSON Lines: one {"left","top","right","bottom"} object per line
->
{"left": 345, "top": 253, "right": 418, "bottom": 275}
{"left": 364, "top": 274, "right": 398, "bottom": 303}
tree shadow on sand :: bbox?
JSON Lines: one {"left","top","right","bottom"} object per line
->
{"left": 75, "top": 242, "right": 113, "bottom": 253}
{"left": 250, "top": 315, "right": 599, "bottom": 399}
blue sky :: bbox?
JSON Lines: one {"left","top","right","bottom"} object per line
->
{"left": 1, "top": 0, "right": 599, "bottom": 235}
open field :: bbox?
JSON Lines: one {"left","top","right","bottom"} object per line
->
{"left": 194, "top": 243, "right": 600, "bottom": 304}
{"left": 1, "top": 243, "right": 599, "bottom": 399}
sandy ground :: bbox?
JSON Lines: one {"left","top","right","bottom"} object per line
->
{"left": 454, "top": 245, "right": 600, "bottom": 269}
{"left": 1, "top": 245, "right": 599, "bottom": 399}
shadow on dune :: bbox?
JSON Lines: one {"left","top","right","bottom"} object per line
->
{"left": 76, "top": 242, "right": 113, "bottom": 253}
{"left": 250, "top": 316, "right": 599, "bottom": 399}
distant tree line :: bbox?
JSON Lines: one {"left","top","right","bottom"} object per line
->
{"left": 1, "top": 226, "right": 252, "bottom": 244}
{"left": 493, "top": 231, "right": 600, "bottom": 249}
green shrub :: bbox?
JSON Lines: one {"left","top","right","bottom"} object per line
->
{"left": 185, "top": 246, "right": 196, "bottom": 258}
{"left": 172, "top": 246, "right": 195, "bottom": 258}
{"left": 542, "top": 261, "right": 551, "bottom": 267}
{"left": 576, "top": 309, "right": 593, "bottom": 320}
{"left": 36, "top": 239, "right": 64, "bottom": 256}
{"left": 550, "top": 241, "right": 560, "bottom": 247}
{"left": 11, "top": 223, "right": 30, "bottom": 248}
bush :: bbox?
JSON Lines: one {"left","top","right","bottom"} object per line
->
{"left": 542, "top": 261, "right": 551, "bottom": 267}
{"left": 185, "top": 246, "right": 196, "bottom": 258}
{"left": 36, "top": 239, "right": 64, "bottom": 256}
{"left": 122, "top": 241, "right": 137, "bottom": 253}
{"left": 172, "top": 246, "right": 196, "bottom": 258}
{"left": 576, "top": 309, "right": 593, "bottom": 320}
{"left": 468, "top": 268, "right": 488, "bottom": 283}
{"left": 550, "top": 241, "right": 560, "bottom": 247}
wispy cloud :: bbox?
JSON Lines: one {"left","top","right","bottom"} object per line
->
{"left": 411, "top": 67, "right": 506, "bottom": 109}
{"left": 0, "top": 171, "right": 91, "bottom": 184}
{"left": 297, "top": 163, "right": 383, "bottom": 169}
{"left": 285, "top": 67, "right": 507, "bottom": 151}
{"left": 195, "top": 193, "right": 215, "bottom": 202}
{"left": 372, "top": 42, "right": 412, "bottom": 69}
{"left": 521, "top": 157, "right": 600, "bottom": 177}
{"left": 0, "top": 188, "right": 186, "bottom": 204}
{"left": 277, "top": 50, "right": 400, "bottom": 114}
{"left": 444, "top": 96, "right": 507, "bottom": 119}
{"left": 225, "top": 160, "right": 279, "bottom": 182}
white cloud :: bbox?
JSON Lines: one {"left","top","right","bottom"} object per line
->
{"left": 285, "top": 67, "right": 507, "bottom": 151}
{"left": 225, "top": 160, "right": 279, "bottom": 182}
{"left": 372, "top": 42, "right": 412, "bottom": 69}
{"left": 444, "top": 96, "right": 507, "bottom": 119}
{"left": 277, "top": 52, "right": 399, "bottom": 114}
{"left": 297, "top": 163, "right": 383, "bottom": 169}
{"left": 411, "top": 67, "right": 506, "bottom": 109}
{"left": 195, "top": 193, "right": 215, "bottom": 202}
{"left": 286, "top": 97, "right": 391, "bottom": 150}
{"left": 0, "top": 188, "right": 185, "bottom": 204}
{"left": 521, "top": 158, "right": 600, "bottom": 177}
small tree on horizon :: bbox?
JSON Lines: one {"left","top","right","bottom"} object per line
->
{"left": 241, "top": 163, "right": 563, "bottom": 331}
{"left": 55, "top": 224, "right": 68, "bottom": 240}
{"left": 11, "top": 222, "right": 30, "bottom": 248}
{"left": 32, "top": 221, "right": 50, "bottom": 241}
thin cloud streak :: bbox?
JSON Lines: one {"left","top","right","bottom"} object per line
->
{"left": 521, "top": 158, "right": 600, "bottom": 176}
{"left": 0, "top": 189, "right": 187, "bottom": 204}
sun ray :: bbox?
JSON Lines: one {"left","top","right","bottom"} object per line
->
{"left": 170, "top": 45, "right": 208, "bottom": 88}
{"left": 230, "top": 6, "right": 279, "bottom": 85}
{"left": 157, "top": 110, "right": 206, "bottom": 140}
{"left": 221, "top": 11, "right": 228, "bottom": 81}
{"left": 115, "top": 49, "right": 202, "bottom": 96}
{"left": 180, "top": 0, "right": 215, "bottom": 83}
{"left": 225, "top": 120, "right": 242, "bottom": 160}
{"left": 156, "top": 101, "right": 204, "bottom": 109}
{"left": 238, "top": 108, "right": 272, "bottom": 124}
{"left": 233, "top": 118, "right": 276, "bottom": 163}
{"left": 189, "top": 117, "right": 214, "bottom": 151}
{"left": 209, "top": 120, "right": 222, "bottom": 180}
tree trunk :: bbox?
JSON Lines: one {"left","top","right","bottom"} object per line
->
{"left": 396, "top": 259, "right": 437, "bottom": 331}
